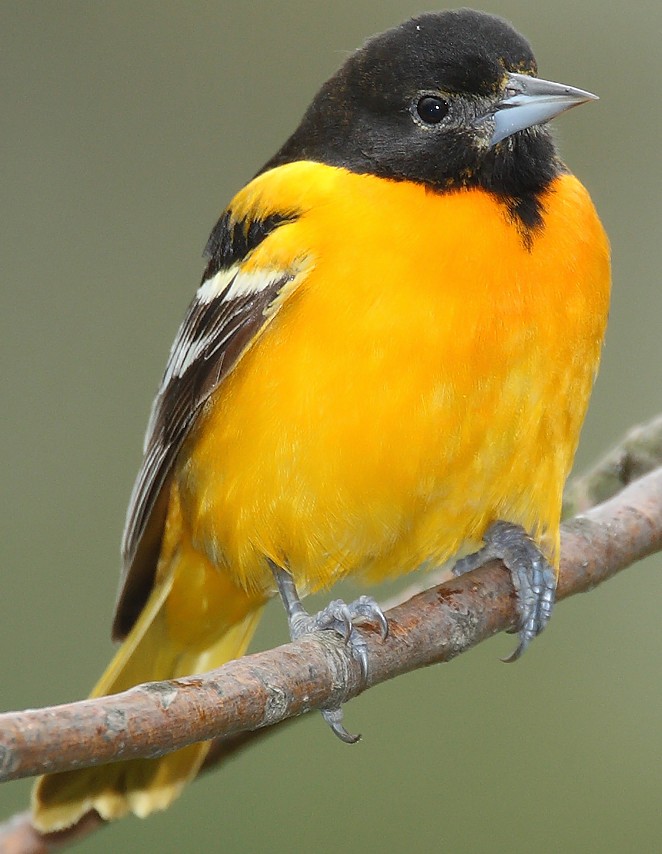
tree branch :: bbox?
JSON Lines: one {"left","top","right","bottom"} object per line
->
{"left": 2, "top": 420, "right": 662, "bottom": 853}
{"left": 562, "top": 413, "right": 662, "bottom": 515}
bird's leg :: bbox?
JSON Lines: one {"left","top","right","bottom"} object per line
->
{"left": 452, "top": 521, "right": 556, "bottom": 662}
{"left": 270, "top": 562, "right": 388, "bottom": 743}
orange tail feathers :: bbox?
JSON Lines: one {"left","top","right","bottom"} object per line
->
{"left": 31, "top": 554, "right": 265, "bottom": 832}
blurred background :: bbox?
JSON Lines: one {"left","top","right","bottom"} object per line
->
{"left": 2, "top": 1, "right": 661, "bottom": 852}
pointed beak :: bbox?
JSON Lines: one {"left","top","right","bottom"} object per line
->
{"left": 488, "top": 71, "right": 598, "bottom": 146}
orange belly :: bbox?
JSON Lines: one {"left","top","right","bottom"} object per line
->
{"left": 171, "top": 165, "right": 610, "bottom": 597}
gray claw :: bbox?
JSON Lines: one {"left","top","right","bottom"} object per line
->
{"left": 452, "top": 521, "right": 557, "bottom": 659}
{"left": 300, "top": 599, "right": 385, "bottom": 737}
{"left": 292, "top": 596, "right": 388, "bottom": 668}
{"left": 346, "top": 627, "right": 370, "bottom": 678}
{"left": 271, "top": 563, "right": 387, "bottom": 743}
{"left": 347, "top": 595, "right": 389, "bottom": 640}
{"left": 322, "top": 707, "right": 361, "bottom": 744}
{"left": 271, "top": 563, "right": 388, "bottom": 744}
{"left": 501, "top": 637, "right": 529, "bottom": 664}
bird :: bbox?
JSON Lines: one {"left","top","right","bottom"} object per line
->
{"left": 32, "top": 7, "right": 610, "bottom": 832}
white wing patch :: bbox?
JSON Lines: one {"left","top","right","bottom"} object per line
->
{"left": 158, "top": 266, "right": 288, "bottom": 396}
{"left": 196, "top": 266, "right": 237, "bottom": 303}
{"left": 198, "top": 266, "right": 282, "bottom": 304}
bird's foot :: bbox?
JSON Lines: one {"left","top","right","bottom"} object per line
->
{"left": 272, "top": 565, "right": 388, "bottom": 742}
{"left": 291, "top": 595, "right": 388, "bottom": 742}
{"left": 452, "top": 521, "right": 556, "bottom": 661}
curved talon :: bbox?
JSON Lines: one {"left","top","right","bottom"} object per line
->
{"left": 346, "top": 595, "right": 389, "bottom": 640}
{"left": 378, "top": 612, "right": 389, "bottom": 639}
{"left": 322, "top": 707, "right": 361, "bottom": 744}
{"left": 350, "top": 595, "right": 389, "bottom": 639}
{"left": 346, "top": 627, "right": 370, "bottom": 678}
{"left": 501, "top": 637, "right": 529, "bottom": 664}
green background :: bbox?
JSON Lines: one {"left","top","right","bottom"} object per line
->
{"left": 2, "top": 1, "right": 661, "bottom": 852}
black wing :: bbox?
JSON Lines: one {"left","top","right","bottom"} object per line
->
{"left": 114, "top": 209, "right": 299, "bottom": 638}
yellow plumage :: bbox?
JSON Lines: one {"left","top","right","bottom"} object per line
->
{"left": 32, "top": 160, "right": 609, "bottom": 831}
{"left": 183, "top": 163, "right": 610, "bottom": 590}
{"left": 33, "top": 160, "right": 609, "bottom": 831}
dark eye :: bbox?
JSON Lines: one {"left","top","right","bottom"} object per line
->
{"left": 415, "top": 95, "right": 449, "bottom": 124}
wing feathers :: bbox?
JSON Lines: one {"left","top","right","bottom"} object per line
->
{"left": 115, "top": 207, "right": 302, "bottom": 637}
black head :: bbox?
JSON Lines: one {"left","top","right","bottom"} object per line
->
{"left": 262, "top": 9, "right": 567, "bottom": 230}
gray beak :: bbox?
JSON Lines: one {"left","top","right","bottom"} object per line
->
{"left": 488, "top": 71, "right": 598, "bottom": 146}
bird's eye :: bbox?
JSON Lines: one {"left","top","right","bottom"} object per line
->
{"left": 415, "top": 95, "right": 449, "bottom": 124}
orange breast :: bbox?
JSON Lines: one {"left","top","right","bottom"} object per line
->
{"left": 174, "top": 163, "right": 610, "bottom": 596}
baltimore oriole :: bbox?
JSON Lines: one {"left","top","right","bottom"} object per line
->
{"left": 32, "top": 8, "right": 610, "bottom": 831}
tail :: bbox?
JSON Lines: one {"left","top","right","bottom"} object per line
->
{"left": 31, "top": 556, "right": 264, "bottom": 832}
